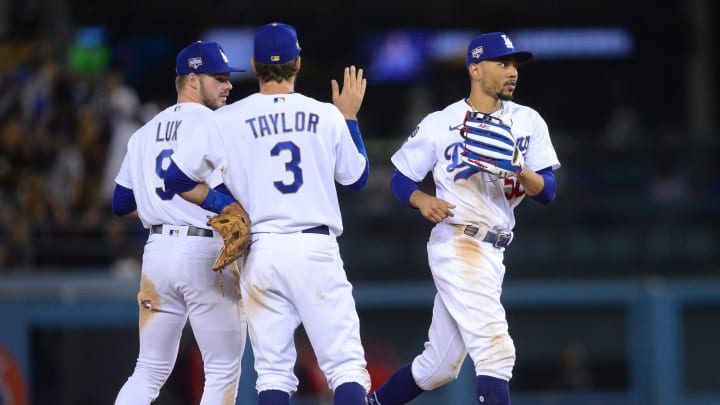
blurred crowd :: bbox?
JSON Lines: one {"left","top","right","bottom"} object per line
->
{"left": 0, "top": 53, "right": 153, "bottom": 273}
{"left": 1, "top": 44, "right": 719, "bottom": 277}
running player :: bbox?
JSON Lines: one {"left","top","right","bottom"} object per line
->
{"left": 367, "top": 32, "right": 561, "bottom": 405}
{"left": 112, "top": 41, "right": 247, "bottom": 405}
{"left": 164, "top": 22, "right": 372, "bottom": 405}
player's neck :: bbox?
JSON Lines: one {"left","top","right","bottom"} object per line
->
{"left": 466, "top": 95, "right": 502, "bottom": 115}
{"left": 259, "top": 80, "right": 294, "bottom": 95}
{"left": 177, "top": 91, "right": 200, "bottom": 105}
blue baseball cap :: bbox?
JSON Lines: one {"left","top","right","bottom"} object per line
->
{"left": 466, "top": 32, "right": 533, "bottom": 67}
{"left": 176, "top": 41, "right": 245, "bottom": 75}
{"left": 254, "top": 22, "right": 302, "bottom": 64}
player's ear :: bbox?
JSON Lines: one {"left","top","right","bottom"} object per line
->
{"left": 468, "top": 63, "right": 481, "bottom": 80}
{"left": 294, "top": 57, "right": 301, "bottom": 72}
{"left": 188, "top": 73, "right": 200, "bottom": 90}
{"left": 251, "top": 57, "right": 257, "bottom": 73}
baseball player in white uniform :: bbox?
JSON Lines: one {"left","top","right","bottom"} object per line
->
{"left": 367, "top": 32, "right": 561, "bottom": 405}
{"left": 163, "top": 23, "right": 372, "bottom": 405}
{"left": 112, "top": 41, "right": 247, "bottom": 405}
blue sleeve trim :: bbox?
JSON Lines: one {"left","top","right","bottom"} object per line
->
{"left": 164, "top": 161, "right": 199, "bottom": 193}
{"left": 528, "top": 167, "right": 557, "bottom": 205}
{"left": 112, "top": 184, "right": 137, "bottom": 216}
{"left": 214, "top": 183, "right": 232, "bottom": 196}
{"left": 390, "top": 169, "right": 419, "bottom": 207}
{"left": 346, "top": 119, "right": 370, "bottom": 192}
{"left": 201, "top": 188, "right": 236, "bottom": 213}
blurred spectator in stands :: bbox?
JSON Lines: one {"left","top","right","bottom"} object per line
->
{"left": 0, "top": 201, "right": 9, "bottom": 272}
{"left": 45, "top": 131, "right": 85, "bottom": 224}
{"left": 0, "top": 197, "right": 33, "bottom": 271}
{"left": 0, "top": 51, "right": 150, "bottom": 271}
{"left": 0, "top": 108, "right": 25, "bottom": 197}
{"left": 18, "top": 57, "right": 59, "bottom": 128}
{"left": 602, "top": 102, "right": 644, "bottom": 150}
{"left": 647, "top": 151, "right": 690, "bottom": 204}
{"left": 96, "top": 70, "right": 152, "bottom": 204}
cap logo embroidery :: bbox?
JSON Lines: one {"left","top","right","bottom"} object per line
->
{"left": 471, "top": 46, "right": 484, "bottom": 59}
{"left": 501, "top": 34, "right": 514, "bottom": 49}
{"left": 271, "top": 55, "right": 280, "bottom": 62}
{"left": 188, "top": 57, "right": 202, "bottom": 70}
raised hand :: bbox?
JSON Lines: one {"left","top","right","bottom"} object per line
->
{"left": 331, "top": 65, "right": 366, "bottom": 120}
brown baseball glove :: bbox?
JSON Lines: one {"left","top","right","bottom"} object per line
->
{"left": 207, "top": 201, "right": 251, "bottom": 271}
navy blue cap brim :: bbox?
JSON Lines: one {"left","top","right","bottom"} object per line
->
{"left": 468, "top": 51, "right": 533, "bottom": 66}
{"left": 213, "top": 66, "right": 246, "bottom": 73}
{"left": 509, "top": 51, "right": 533, "bottom": 62}
{"left": 477, "top": 51, "right": 533, "bottom": 64}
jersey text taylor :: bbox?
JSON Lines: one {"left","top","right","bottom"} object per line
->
{"left": 245, "top": 111, "right": 319, "bottom": 138}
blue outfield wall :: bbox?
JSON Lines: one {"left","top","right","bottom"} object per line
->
{"left": 1, "top": 275, "right": 719, "bottom": 405}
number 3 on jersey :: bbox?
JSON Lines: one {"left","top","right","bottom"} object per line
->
{"left": 271, "top": 141, "right": 303, "bottom": 193}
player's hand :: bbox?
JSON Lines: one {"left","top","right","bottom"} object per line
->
{"left": 411, "top": 192, "right": 456, "bottom": 223}
{"left": 331, "top": 65, "right": 366, "bottom": 120}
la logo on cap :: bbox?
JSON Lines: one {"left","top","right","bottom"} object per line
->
{"left": 220, "top": 49, "right": 230, "bottom": 63}
{"left": 501, "top": 34, "right": 514, "bottom": 49}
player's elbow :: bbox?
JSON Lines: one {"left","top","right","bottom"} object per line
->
{"left": 346, "top": 179, "right": 367, "bottom": 192}
{"left": 164, "top": 161, "right": 198, "bottom": 194}
{"left": 528, "top": 167, "right": 557, "bottom": 205}
{"left": 112, "top": 184, "right": 137, "bottom": 216}
{"left": 346, "top": 164, "right": 369, "bottom": 192}
{"left": 529, "top": 187, "right": 555, "bottom": 205}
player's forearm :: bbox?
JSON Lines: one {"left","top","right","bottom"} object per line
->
{"left": 179, "top": 183, "right": 210, "bottom": 206}
{"left": 408, "top": 189, "right": 427, "bottom": 209}
{"left": 410, "top": 190, "right": 456, "bottom": 222}
{"left": 517, "top": 168, "right": 544, "bottom": 196}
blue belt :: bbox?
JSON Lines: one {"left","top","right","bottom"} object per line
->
{"left": 463, "top": 225, "right": 512, "bottom": 248}
{"left": 302, "top": 225, "right": 329, "bottom": 235}
{"left": 151, "top": 224, "right": 214, "bottom": 237}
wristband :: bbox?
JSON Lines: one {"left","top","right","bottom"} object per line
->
{"left": 201, "top": 188, "right": 236, "bottom": 213}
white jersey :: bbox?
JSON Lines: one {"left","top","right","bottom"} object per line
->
{"left": 172, "top": 92, "right": 367, "bottom": 236}
{"left": 113, "top": 103, "right": 246, "bottom": 405}
{"left": 115, "top": 102, "right": 223, "bottom": 229}
{"left": 391, "top": 99, "right": 560, "bottom": 231}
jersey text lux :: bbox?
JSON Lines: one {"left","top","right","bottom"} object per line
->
{"left": 155, "top": 120, "right": 181, "bottom": 142}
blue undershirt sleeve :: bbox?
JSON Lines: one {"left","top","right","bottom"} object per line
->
{"left": 528, "top": 167, "right": 557, "bottom": 205}
{"left": 163, "top": 162, "right": 236, "bottom": 213}
{"left": 111, "top": 184, "right": 137, "bottom": 216}
{"left": 164, "top": 161, "right": 200, "bottom": 194}
{"left": 390, "top": 169, "right": 420, "bottom": 207}
{"left": 214, "top": 183, "right": 232, "bottom": 196}
{"left": 346, "top": 120, "right": 370, "bottom": 192}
